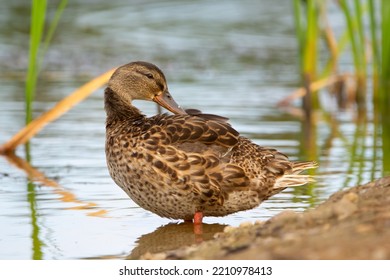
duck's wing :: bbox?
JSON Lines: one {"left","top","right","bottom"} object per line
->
{"left": 153, "top": 111, "right": 238, "bottom": 147}
{"left": 143, "top": 112, "right": 250, "bottom": 207}
{"left": 184, "top": 108, "right": 230, "bottom": 123}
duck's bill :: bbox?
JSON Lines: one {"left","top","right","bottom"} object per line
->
{"left": 153, "top": 91, "right": 187, "bottom": 115}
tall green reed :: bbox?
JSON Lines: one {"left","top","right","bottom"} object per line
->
{"left": 24, "top": 0, "right": 67, "bottom": 260}
{"left": 294, "top": 0, "right": 319, "bottom": 106}
{"left": 368, "top": 0, "right": 380, "bottom": 85}
{"left": 293, "top": 0, "right": 390, "bottom": 176}
{"left": 382, "top": 0, "right": 390, "bottom": 93}
{"left": 25, "top": 0, "right": 47, "bottom": 125}
{"left": 294, "top": 0, "right": 319, "bottom": 164}
{"left": 381, "top": 0, "right": 390, "bottom": 174}
{"left": 293, "top": 0, "right": 385, "bottom": 105}
{"left": 339, "top": 0, "right": 367, "bottom": 105}
{"left": 25, "top": 0, "right": 68, "bottom": 125}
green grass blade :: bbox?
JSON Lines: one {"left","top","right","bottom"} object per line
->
{"left": 381, "top": 0, "right": 390, "bottom": 175}
{"left": 382, "top": 0, "right": 390, "bottom": 92}
{"left": 25, "top": 0, "right": 47, "bottom": 124}
{"left": 293, "top": 0, "right": 304, "bottom": 72}
{"left": 368, "top": 0, "right": 380, "bottom": 78}
{"left": 353, "top": 0, "right": 366, "bottom": 75}
{"left": 303, "top": 0, "right": 318, "bottom": 77}
{"left": 339, "top": 0, "right": 362, "bottom": 75}
{"left": 39, "top": 0, "right": 68, "bottom": 71}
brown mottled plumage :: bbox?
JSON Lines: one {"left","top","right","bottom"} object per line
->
{"left": 105, "top": 61, "right": 317, "bottom": 223}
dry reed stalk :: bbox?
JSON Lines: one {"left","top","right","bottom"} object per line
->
{"left": 278, "top": 75, "right": 341, "bottom": 106}
{"left": 0, "top": 68, "right": 116, "bottom": 154}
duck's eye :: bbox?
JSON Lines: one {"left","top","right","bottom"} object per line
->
{"left": 145, "top": 73, "right": 154, "bottom": 79}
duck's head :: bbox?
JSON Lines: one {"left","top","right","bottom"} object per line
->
{"left": 107, "top": 61, "right": 186, "bottom": 114}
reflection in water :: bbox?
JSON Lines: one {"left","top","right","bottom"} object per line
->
{"left": 127, "top": 222, "right": 227, "bottom": 260}
{"left": 0, "top": 0, "right": 388, "bottom": 259}
{"left": 345, "top": 108, "right": 367, "bottom": 187}
{"left": 4, "top": 152, "right": 109, "bottom": 218}
{"left": 25, "top": 142, "right": 44, "bottom": 260}
{"left": 302, "top": 111, "right": 318, "bottom": 207}
{"left": 5, "top": 145, "right": 110, "bottom": 259}
{"left": 2, "top": 150, "right": 111, "bottom": 259}
{"left": 26, "top": 141, "right": 44, "bottom": 259}
{"left": 380, "top": 106, "right": 390, "bottom": 175}
{"left": 27, "top": 181, "right": 44, "bottom": 260}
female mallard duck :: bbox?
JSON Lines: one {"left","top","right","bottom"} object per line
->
{"left": 105, "top": 61, "right": 317, "bottom": 224}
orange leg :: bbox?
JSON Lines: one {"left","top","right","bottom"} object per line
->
{"left": 193, "top": 211, "right": 203, "bottom": 236}
{"left": 193, "top": 211, "right": 203, "bottom": 224}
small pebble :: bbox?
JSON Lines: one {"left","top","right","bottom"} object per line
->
{"left": 355, "top": 224, "right": 373, "bottom": 233}
{"left": 254, "top": 220, "right": 265, "bottom": 225}
{"left": 223, "top": 226, "right": 236, "bottom": 233}
{"left": 239, "top": 221, "right": 253, "bottom": 228}
{"left": 343, "top": 192, "right": 359, "bottom": 203}
{"left": 371, "top": 249, "right": 387, "bottom": 259}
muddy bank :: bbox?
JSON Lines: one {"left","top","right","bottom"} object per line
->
{"left": 141, "top": 177, "right": 390, "bottom": 260}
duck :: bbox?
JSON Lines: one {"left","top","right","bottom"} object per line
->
{"left": 104, "top": 61, "right": 317, "bottom": 225}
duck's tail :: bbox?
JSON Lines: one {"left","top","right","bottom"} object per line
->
{"left": 274, "top": 161, "right": 318, "bottom": 190}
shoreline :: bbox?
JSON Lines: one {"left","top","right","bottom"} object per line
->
{"left": 140, "top": 177, "right": 390, "bottom": 260}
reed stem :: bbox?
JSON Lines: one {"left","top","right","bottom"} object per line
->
{"left": 381, "top": 0, "right": 390, "bottom": 175}
{"left": 339, "top": 0, "right": 367, "bottom": 105}
{"left": 368, "top": 0, "right": 380, "bottom": 100}
{"left": 382, "top": 0, "right": 390, "bottom": 95}
{"left": 40, "top": 0, "right": 68, "bottom": 67}
{"left": 293, "top": 0, "right": 304, "bottom": 72}
{"left": 25, "top": 0, "right": 47, "bottom": 125}
{"left": 25, "top": 0, "right": 68, "bottom": 125}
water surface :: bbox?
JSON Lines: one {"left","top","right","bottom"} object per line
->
{"left": 0, "top": 0, "right": 384, "bottom": 259}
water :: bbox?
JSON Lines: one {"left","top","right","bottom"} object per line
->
{"left": 0, "top": 0, "right": 385, "bottom": 259}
